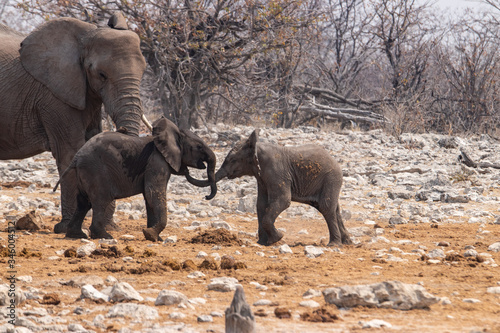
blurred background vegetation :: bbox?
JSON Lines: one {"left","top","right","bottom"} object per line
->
{"left": 2, "top": 0, "right": 499, "bottom": 135}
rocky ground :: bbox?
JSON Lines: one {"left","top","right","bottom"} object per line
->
{"left": 0, "top": 124, "right": 499, "bottom": 333}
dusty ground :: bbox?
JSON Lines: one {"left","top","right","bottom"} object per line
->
{"left": 1, "top": 177, "right": 500, "bottom": 333}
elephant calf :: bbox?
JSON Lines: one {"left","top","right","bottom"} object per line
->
{"left": 54, "top": 117, "right": 217, "bottom": 241}
{"left": 187, "top": 129, "right": 352, "bottom": 246}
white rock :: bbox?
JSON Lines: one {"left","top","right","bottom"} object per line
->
{"left": 76, "top": 241, "right": 96, "bottom": 257}
{"left": 169, "top": 312, "right": 186, "bottom": 319}
{"left": 207, "top": 277, "right": 240, "bottom": 292}
{"left": 427, "top": 249, "right": 446, "bottom": 258}
{"left": 488, "top": 242, "right": 500, "bottom": 252}
{"left": 0, "top": 284, "right": 25, "bottom": 306}
{"left": 279, "top": 244, "right": 293, "bottom": 254}
{"left": 110, "top": 282, "right": 144, "bottom": 302}
{"left": 163, "top": 235, "right": 178, "bottom": 244}
{"left": 462, "top": 298, "right": 481, "bottom": 303}
{"left": 361, "top": 319, "right": 392, "bottom": 329}
{"left": 253, "top": 299, "right": 272, "bottom": 306}
{"left": 197, "top": 314, "right": 213, "bottom": 322}
{"left": 16, "top": 276, "right": 32, "bottom": 283}
{"left": 108, "top": 303, "right": 159, "bottom": 320}
{"left": 303, "top": 289, "right": 322, "bottom": 299}
{"left": 155, "top": 290, "right": 188, "bottom": 306}
{"left": 486, "top": 287, "right": 500, "bottom": 294}
{"left": 80, "top": 285, "right": 110, "bottom": 302}
{"left": 299, "top": 300, "right": 320, "bottom": 308}
{"left": 304, "top": 245, "right": 324, "bottom": 258}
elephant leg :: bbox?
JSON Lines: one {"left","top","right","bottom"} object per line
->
{"left": 142, "top": 188, "right": 167, "bottom": 242}
{"left": 256, "top": 187, "right": 269, "bottom": 245}
{"left": 89, "top": 202, "right": 114, "bottom": 239}
{"left": 65, "top": 193, "right": 91, "bottom": 239}
{"left": 336, "top": 205, "right": 352, "bottom": 245}
{"left": 260, "top": 194, "right": 290, "bottom": 246}
{"left": 103, "top": 201, "right": 120, "bottom": 231}
{"left": 317, "top": 195, "right": 344, "bottom": 246}
{"left": 54, "top": 168, "right": 79, "bottom": 234}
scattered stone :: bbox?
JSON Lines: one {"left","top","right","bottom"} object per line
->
{"left": 154, "top": 290, "right": 188, "bottom": 306}
{"left": 207, "top": 277, "right": 240, "bottom": 292}
{"left": 109, "top": 282, "right": 144, "bottom": 302}
{"left": 108, "top": 303, "right": 159, "bottom": 320}
{"left": 427, "top": 249, "right": 446, "bottom": 258}
{"left": 361, "top": 319, "right": 392, "bottom": 329}
{"left": 163, "top": 235, "right": 178, "bottom": 244}
{"left": 62, "top": 275, "right": 104, "bottom": 288}
{"left": 0, "top": 284, "right": 25, "bottom": 306}
{"left": 488, "top": 242, "right": 500, "bottom": 253}
{"left": 299, "top": 300, "right": 320, "bottom": 308}
{"left": 304, "top": 246, "right": 324, "bottom": 258}
{"left": 253, "top": 299, "right": 272, "bottom": 306}
{"left": 187, "top": 271, "right": 206, "bottom": 279}
{"left": 303, "top": 289, "right": 322, "bottom": 299}
{"left": 323, "top": 281, "right": 440, "bottom": 310}
{"left": 80, "top": 285, "right": 110, "bottom": 302}
{"left": 198, "top": 314, "right": 213, "bottom": 322}
{"left": 462, "top": 298, "right": 481, "bottom": 303}
{"left": 279, "top": 244, "right": 293, "bottom": 254}
{"left": 76, "top": 241, "right": 97, "bottom": 257}
{"left": 486, "top": 287, "right": 500, "bottom": 294}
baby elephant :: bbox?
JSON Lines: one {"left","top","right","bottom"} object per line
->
{"left": 187, "top": 129, "right": 352, "bottom": 246}
{"left": 54, "top": 117, "right": 217, "bottom": 241}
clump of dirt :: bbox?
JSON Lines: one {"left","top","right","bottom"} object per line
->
{"left": 274, "top": 307, "right": 291, "bottom": 319}
{"left": 163, "top": 259, "right": 181, "bottom": 270}
{"left": 190, "top": 229, "right": 243, "bottom": 246}
{"left": 0, "top": 245, "right": 8, "bottom": 257}
{"left": 254, "top": 309, "right": 268, "bottom": 317}
{"left": 220, "top": 255, "right": 247, "bottom": 270}
{"left": 40, "top": 293, "right": 61, "bottom": 305}
{"left": 445, "top": 253, "right": 464, "bottom": 262}
{"left": 123, "top": 245, "right": 135, "bottom": 254}
{"left": 142, "top": 249, "right": 157, "bottom": 257}
{"left": 300, "top": 307, "right": 340, "bottom": 323}
{"left": 129, "top": 263, "right": 169, "bottom": 274}
{"left": 91, "top": 246, "right": 121, "bottom": 258}
{"left": 198, "top": 258, "right": 218, "bottom": 270}
{"left": 1, "top": 181, "right": 32, "bottom": 188}
{"left": 19, "top": 248, "right": 41, "bottom": 258}
{"left": 15, "top": 211, "right": 42, "bottom": 231}
{"left": 75, "top": 265, "right": 91, "bottom": 273}
{"left": 64, "top": 248, "right": 77, "bottom": 258}
{"left": 182, "top": 260, "right": 197, "bottom": 271}
{"left": 103, "top": 264, "right": 125, "bottom": 273}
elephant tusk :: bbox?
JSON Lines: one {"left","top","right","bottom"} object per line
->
{"left": 142, "top": 114, "right": 153, "bottom": 131}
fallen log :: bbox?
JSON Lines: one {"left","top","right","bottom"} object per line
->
{"left": 458, "top": 150, "right": 500, "bottom": 169}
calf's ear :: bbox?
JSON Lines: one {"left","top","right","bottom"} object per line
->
{"left": 152, "top": 117, "right": 182, "bottom": 172}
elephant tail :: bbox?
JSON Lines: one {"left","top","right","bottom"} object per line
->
{"left": 52, "top": 159, "right": 77, "bottom": 192}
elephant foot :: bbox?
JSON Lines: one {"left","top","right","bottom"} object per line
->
{"left": 342, "top": 235, "right": 353, "bottom": 245}
{"left": 143, "top": 228, "right": 160, "bottom": 242}
{"left": 90, "top": 228, "right": 113, "bottom": 240}
{"left": 327, "top": 240, "right": 342, "bottom": 247}
{"left": 54, "top": 220, "right": 69, "bottom": 234}
{"left": 65, "top": 229, "right": 88, "bottom": 240}
{"left": 265, "top": 230, "right": 284, "bottom": 246}
{"left": 105, "top": 221, "right": 121, "bottom": 232}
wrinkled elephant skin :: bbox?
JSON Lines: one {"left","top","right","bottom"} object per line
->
{"left": 56, "top": 117, "right": 217, "bottom": 241}
{"left": 0, "top": 14, "right": 147, "bottom": 234}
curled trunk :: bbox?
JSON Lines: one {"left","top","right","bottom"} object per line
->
{"left": 186, "top": 165, "right": 226, "bottom": 200}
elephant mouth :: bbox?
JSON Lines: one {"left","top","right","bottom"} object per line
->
{"left": 196, "top": 159, "right": 207, "bottom": 169}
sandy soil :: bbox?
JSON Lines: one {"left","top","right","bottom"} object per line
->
{"left": 1, "top": 177, "right": 500, "bottom": 333}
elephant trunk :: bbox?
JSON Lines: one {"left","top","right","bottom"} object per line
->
{"left": 205, "top": 150, "right": 217, "bottom": 200}
{"left": 106, "top": 77, "right": 145, "bottom": 136}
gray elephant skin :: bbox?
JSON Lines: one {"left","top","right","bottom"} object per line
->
{"left": 187, "top": 129, "right": 352, "bottom": 246}
{"left": 0, "top": 14, "right": 147, "bottom": 234}
{"left": 54, "top": 117, "right": 217, "bottom": 241}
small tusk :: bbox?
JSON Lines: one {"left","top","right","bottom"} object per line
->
{"left": 142, "top": 114, "right": 153, "bottom": 131}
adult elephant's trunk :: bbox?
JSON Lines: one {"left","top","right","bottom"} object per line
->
{"left": 105, "top": 77, "right": 146, "bottom": 136}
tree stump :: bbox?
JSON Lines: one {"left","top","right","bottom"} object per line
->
{"left": 225, "top": 286, "right": 256, "bottom": 333}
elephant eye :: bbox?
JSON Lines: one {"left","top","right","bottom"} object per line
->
{"left": 99, "top": 72, "right": 108, "bottom": 81}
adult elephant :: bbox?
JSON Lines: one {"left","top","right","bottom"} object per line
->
{"left": 0, "top": 13, "right": 150, "bottom": 233}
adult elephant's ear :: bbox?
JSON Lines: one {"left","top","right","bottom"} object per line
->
{"left": 19, "top": 18, "right": 96, "bottom": 111}
{"left": 153, "top": 117, "right": 182, "bottom": 172}
{"left": 248, "top": 129, "right": 260, "bottom": 169}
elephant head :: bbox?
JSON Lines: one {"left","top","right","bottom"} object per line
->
{"left": 186, "top": 129, "right": 260, "bottom": 186}
{"left": 19, "top": 13, "right": 148, "bottom": 135}
{"left": 153, "top": 117, "right": 218, "bottom": 200}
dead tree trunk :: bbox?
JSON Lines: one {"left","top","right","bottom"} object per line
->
{"left": 459, "top": 150, "right": 500, "bottom": 169}
{"left": 225, "top": 286, "right": 256, "bottom": 333}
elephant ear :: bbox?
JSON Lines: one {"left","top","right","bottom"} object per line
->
{"left": 19, "top": 18, "right": 96, "bottom": 111}
{"left": 153, "top": 117, "right": 182, "bottom": 172}
{"left": 247, "top": 129, "right": 260, "bottom": 166}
